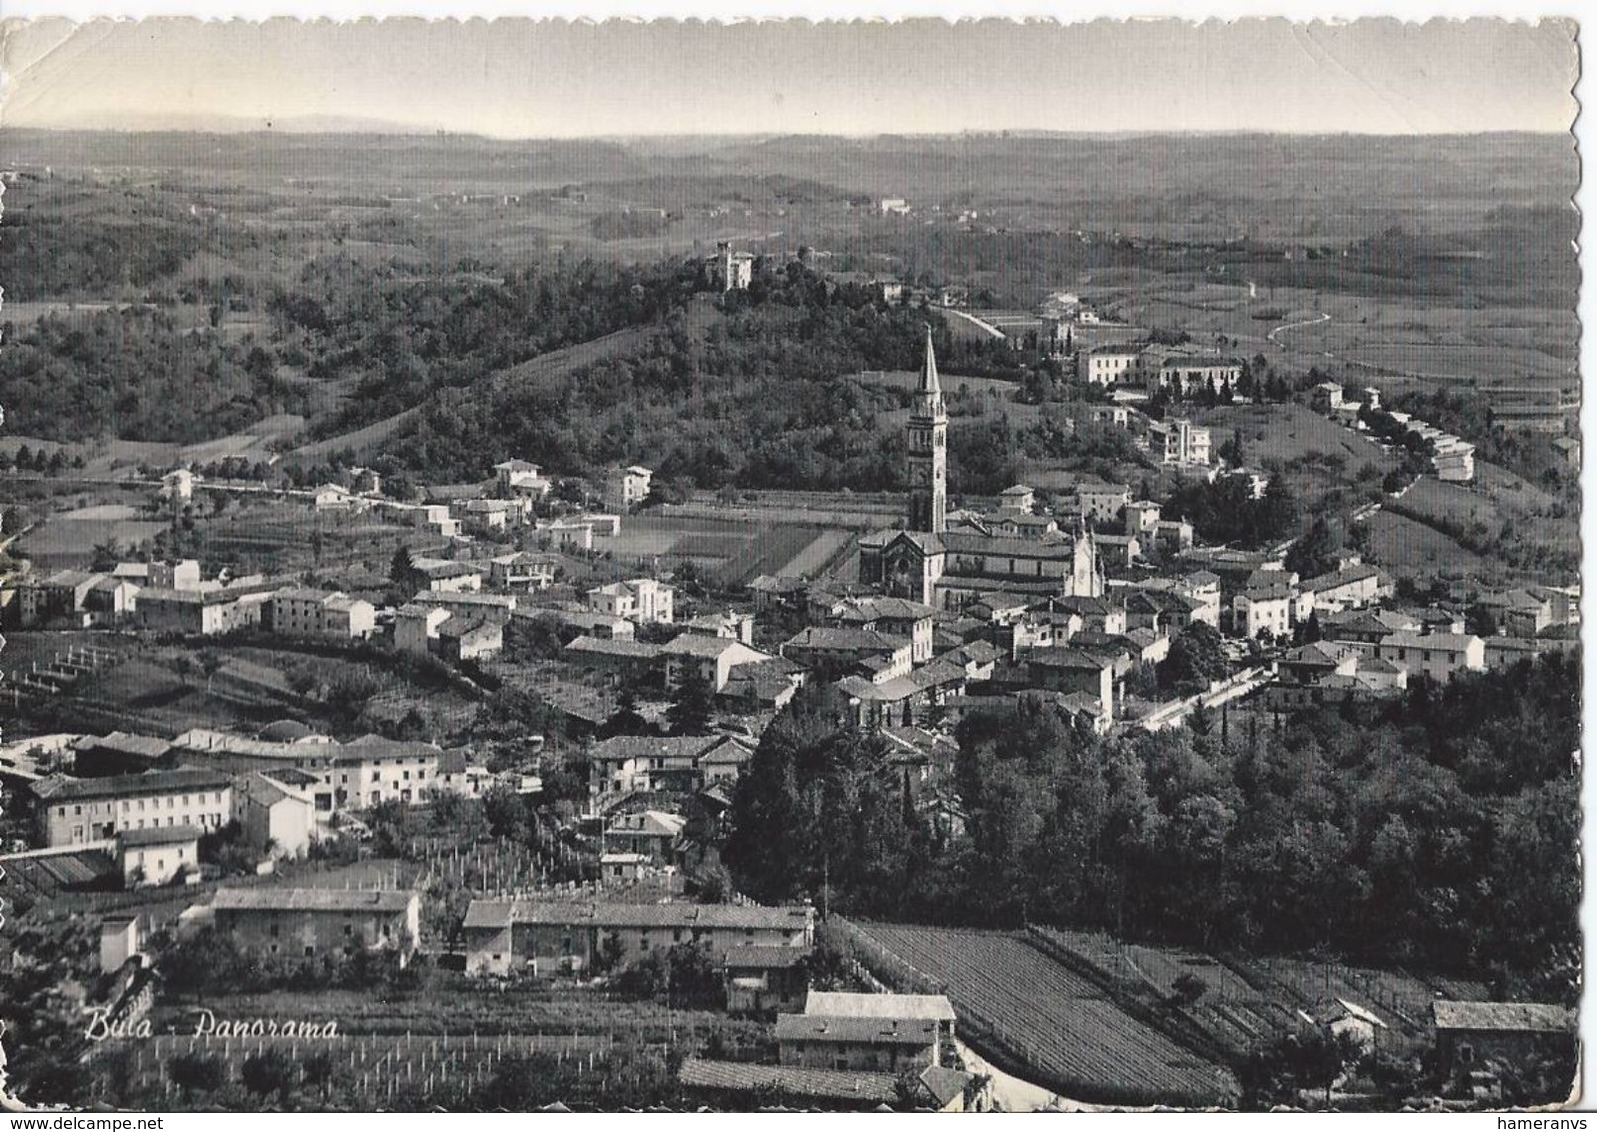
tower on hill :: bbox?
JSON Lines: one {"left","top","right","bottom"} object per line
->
{"left": 907, "top": 326, "right": 948, "bottom": 534}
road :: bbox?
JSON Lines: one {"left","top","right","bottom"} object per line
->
{"left": 954, "top": 1038, "right": 1113, "bottom": 1113}
{"left": 1267, "top": 310, "right": 1331, "bottom": 347}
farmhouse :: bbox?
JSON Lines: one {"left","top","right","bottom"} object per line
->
{"left": 659, "top": 632, "right": 772, "bottom": 693}
{"left": 1157, "top": 353, "right": 1243, "bottom": 396}
{"left": 605, "top": 465, "right": 654, "bottom": 509}
{"left": 678, "top": 1059, "right": 980, "bottom": 1112}
{"left": 493, "top": 459, "right": 553, "bottom": 498}
{"left": 267, "top": 588, "right": 376, "bottom": 640}
{"left": 562, "top": 635, "right": 665, "bottom": 683}
{"left": 137, "top": 581, "right": 274, "bottom": 636}
{"left": 394, "top": 603, "right": 452, "bottom": 654}
{"left": 410, "top": 558, "right": 484, "bottom": 593}
{"left": 1299, "top": 563, "right": 1392, "bottom": 615}
{"left": 232, "top": 770, "right": 316, "bottom": 858}
{"left": 208, "top": 887, "right": 422, "bottom": 962}
{"left": 489, "top": 551, "right": 560, "bottom": 591}
{"left": 1432, "top": 1001, "right": 1576, "bottom": 1083}
{"left": 605, "top": 809, "right": 686, "bottom": 864}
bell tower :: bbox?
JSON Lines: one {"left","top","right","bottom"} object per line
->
{"left": 907, "top": 326, "right": 947, "bottom": 534}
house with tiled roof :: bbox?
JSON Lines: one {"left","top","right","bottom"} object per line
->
{"left": 1376, "top": 632, "right": 1485, "bottom": 683}
{"left": 605, "top": 809, "right": 686, "bottom": 864}
{"left": 660, "top": 633, "right": 772, "bottom": 693}
{"left": 116, "top": 824, "right": 200, "bottom": 887}
{"left": 1432, "top": 1000, "right": 1576, "bottom": 1086}
{"left": 1300, "top": 562, "right": 1393, "bottom": 615}
{"left": 587, "top": 733, "right": 755, "bottom": 796}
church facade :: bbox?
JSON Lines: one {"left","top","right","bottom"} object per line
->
{"left": 860, "top": 330, "right": 1102, "bottom": 610}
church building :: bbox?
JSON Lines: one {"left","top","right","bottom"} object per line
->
{"left": 859, "top": 329, "right": 1102, "bottom": 610}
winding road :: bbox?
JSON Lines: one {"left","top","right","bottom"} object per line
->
{"left": 1266, "top": 310, "right": 1332, "bottom": 347}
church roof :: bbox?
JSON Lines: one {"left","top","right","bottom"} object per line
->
{"left": 941, "top": 531, "right": 1075, "bottom": 559}
{"left": 859, "top": 529, "right": 946, "bottom": 555}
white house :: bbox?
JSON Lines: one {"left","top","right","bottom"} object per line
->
{"left": 588, "top": 578, "right": 675, "bottom": 624}
{"left": 1376, "top": 632, "right": 1486, "bottom": 682}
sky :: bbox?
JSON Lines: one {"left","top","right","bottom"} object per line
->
{"left": 0, "top": 17, "right": 1578, "bottom": 136}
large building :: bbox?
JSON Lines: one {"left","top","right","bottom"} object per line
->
{"left": 462, "top": 899, "right": 814, "bottom": 977}
{"left": 31, "top": 768, "right": 233, "bottom": 848}
{"left": 267, "top": 588, "right": 375, "bottom": 640}
{"left": 707, "top": 241, "right": 755, "bottom": 291}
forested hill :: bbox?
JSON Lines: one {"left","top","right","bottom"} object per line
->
{"left": 283, "top": 258, "right": 1036, "bottom": 491}
{"left": 0, "top": 253, "right": 1036, "bottom": 494}
{"left": 384, "top": 272, "right": 1024, "bottom": 491}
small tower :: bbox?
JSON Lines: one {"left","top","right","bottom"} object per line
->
{"left": 1071, "top": 518, "right": 1104, "bottom": 598}
{"left": 907, "top": 326, "right": 948, "bottom": 534}
{"left": 716, "top": 241, "right": 735, "bottom": 291}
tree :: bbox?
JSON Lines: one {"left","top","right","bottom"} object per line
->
{"left": 1159, "top": 622, "right": 1229, "bottom": 695}
{"left": 167, "top": 1052, "right": 226, "bottom": 1099}
{"left": 600, "top": 684, "right": 650, "bottom": 738}
{"left": 482, "top": 785, "right": 529, "bottom": 842}
{"left": 1285, "top": 515, "right": 1343, "bottom": 580}
{"left": 301, "top": 1051, "right": 335, "bottom": 1102}
{"left": 389, "top": 545, "right": 419, "bottom": 594}
{"left": 199, "top": 649, "right": 226, "bottom": 696}
{"left": 665, "top": 672, "right": 716, "bottom": 736}
{"left": 1171, "top": 972, "right": 1209, "bottom": 1006}
{"left": 240, "top": 1049, "right": 297, "bottom": 1104}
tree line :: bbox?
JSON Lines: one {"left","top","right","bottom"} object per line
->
{"left": 724, "top": 654, "right": 1579, "bottom": 1002}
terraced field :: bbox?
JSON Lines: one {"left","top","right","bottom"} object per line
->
{"left": 852, "top": 921, "right": 1237, "bottom": 1107}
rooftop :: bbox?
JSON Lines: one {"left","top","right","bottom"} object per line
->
{"left": 804, "top": 991, "right": 957, "bottom": 1023}
{"left": 776, "top": 1013, "right": 938, "bottom": 1046}
{"left": 678, "top": 1059, "right": 899, "bottom": 1105}
{"left": 119, "top": 824, "right": 203, "bottom": 848}
{"left": 33, "top": 767, "right": 233, "bottom": 803}
{"left": 462, "top": 899, "right": 811, "bottom": 933}
{"left": 212, "top": 887, "right": 418, "bottom": 913}
{"left": 1432, "top": 1001, "right": 1575, "bottom": 1034}
{"left": 722, "top": 945, "right": 810, "bottom": 970}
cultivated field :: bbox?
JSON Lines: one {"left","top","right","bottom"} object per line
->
{"left": 849, "top": 920, "right": 1236, "bottom": 1107}
{"left": 1034, "top": 926, "right": 1488, "bottom": 1062}
{"left": 594, "top": 514, "right": 843, "bottom": 587}
{"left": 113, "top": 1030, "right": 613, "bottom": 1110}
{"left": 1116, "top": 281, "right": 1576, "bottom": 396}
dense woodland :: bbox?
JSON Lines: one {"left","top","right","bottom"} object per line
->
{"left": 0, "top": 306, "right": 297, "bottom": 442}
{"left": 725, "top": 655, "right": 1580, "bottom": 1003}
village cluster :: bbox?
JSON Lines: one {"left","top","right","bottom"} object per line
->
{"left": 0, "top": 282, "right": 1579, "bottom": 1108}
